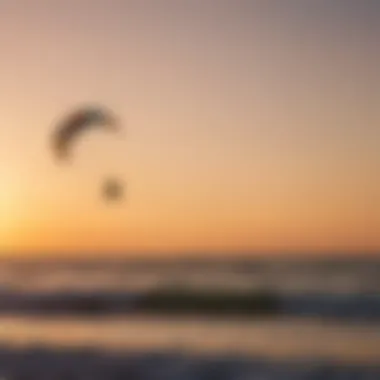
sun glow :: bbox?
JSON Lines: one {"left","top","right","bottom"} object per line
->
{"left": 0, "top": 173, "right": 22, "bottom": 248}
{"left": 0, "top": 194, "right": 14, "bottom": 237}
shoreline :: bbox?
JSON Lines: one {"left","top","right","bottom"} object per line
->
{"left": 0, "top": 315, "right": 379, "bottom": 365}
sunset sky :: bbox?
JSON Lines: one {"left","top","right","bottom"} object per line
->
{"left": 0, "top": 1, "right": 379, "bottom": 257}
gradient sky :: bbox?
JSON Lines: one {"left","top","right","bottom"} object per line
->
{"left": 0, "top": 0, "right": 379, "bottom": 256}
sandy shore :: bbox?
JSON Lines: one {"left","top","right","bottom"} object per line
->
{"left": 0, "top": 315, "right": 379, "bottom": 365}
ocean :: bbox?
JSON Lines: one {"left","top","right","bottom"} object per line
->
{"left": 0, "top": 256, "right": 379, "bottom": 379}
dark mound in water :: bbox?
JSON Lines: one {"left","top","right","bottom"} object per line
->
{"left": 136, "top": 288, "right": 280, "bottom": 316}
